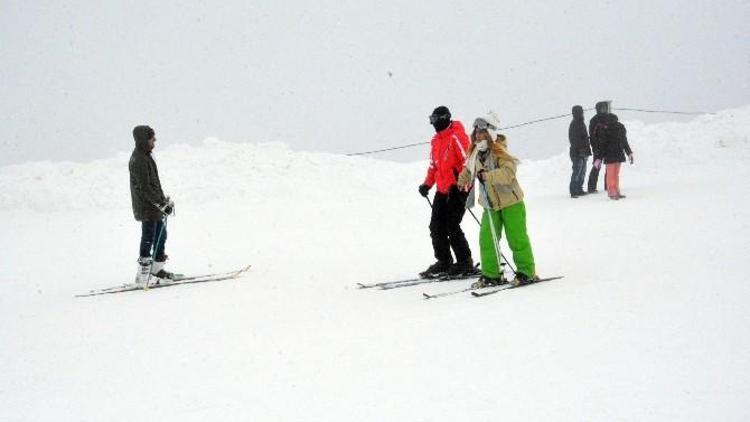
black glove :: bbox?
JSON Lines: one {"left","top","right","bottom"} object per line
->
{"left": 418, "top": 184, "right": 430, "bottom": 197}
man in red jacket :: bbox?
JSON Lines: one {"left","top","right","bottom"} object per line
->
{"left": 418, "top": 106, "right": 475, "bottom": 277}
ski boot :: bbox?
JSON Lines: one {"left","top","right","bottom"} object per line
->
{"left": 135, "top": 256, "right": 153, "bottom": 288}
{"left": 510, "top": 273, "right": 540, "bottom": 287}
{"left": 446, "top": 259, "right": 479, "bottom": 277}
{"left": 471, "top": 275, "right": 507, "bottom": 289}
{"left": 150, "top": 258, "right": 175, "bottom": 284}
{"left": 419, "top": 259, "right": 452, "bottom": 278}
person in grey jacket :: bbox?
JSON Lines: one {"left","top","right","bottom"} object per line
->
{"left": 129, "top": 125, "right": 175, "bottom": 286}
{"left": 568, "top": 105, "right": 591, "bottom": 197}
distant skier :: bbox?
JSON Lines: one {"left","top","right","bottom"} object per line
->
{"left": 418, "top": 106, "right": 475, "bottom": 278}
{"left": 129, "top": 125, "right": 175, "bottom": 286}
{"left": 599, "top": 114, "right": 633, "bottom": 200}
{"left": 588, "top": 101, "right": 611, "bottom": 193}
{"left": 457, "top": 113, "right": 538, "bottom": 288}
{"left": 568, "top": 105, "right": 591, "bottom": 198}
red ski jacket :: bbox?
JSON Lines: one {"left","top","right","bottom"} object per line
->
{"left": 423, "top": 121, "right": 470, "bottom": 194}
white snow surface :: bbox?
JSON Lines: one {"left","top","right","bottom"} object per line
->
{"left": 2, "top": 107, "right": 750, "bottom": 421}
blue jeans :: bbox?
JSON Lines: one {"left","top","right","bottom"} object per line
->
{"left": 140, "top": 219, "right": 167, "bottom": 261}
{"left": 570, "top": 157, "right": 588, "bottom": 195}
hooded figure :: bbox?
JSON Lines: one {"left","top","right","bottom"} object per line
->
{"left": 129, "top": 125, "right": 167, "bottom": 221}
{"left": 128, "top": 125, "right": 175, "bottom": 286}
{"left": 568, "top": 105, "right": 591, "bottom": 197}
{"left": 599, "top": 114, "right": 633, "bottom": 200}
{"left": 587, "top": 100, "right": 612, "bottom": 193}
{"left": 569, "top": 106, "right": 591, "bottom": 159}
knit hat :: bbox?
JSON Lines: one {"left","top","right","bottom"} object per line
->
{"left": 132, "top": 125, "right": 155, "bottom": 142}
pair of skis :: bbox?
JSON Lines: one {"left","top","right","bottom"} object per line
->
{"left": 74, "top": 264, "right": 252, "bottom": 298}
{"left": 357, "top": 272, "right": 563, "bottom": 299}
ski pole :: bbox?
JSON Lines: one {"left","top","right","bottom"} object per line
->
{"left": 477, "top": 181, "right": 517, "bottom": 276}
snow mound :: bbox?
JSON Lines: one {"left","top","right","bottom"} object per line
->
{"left": 0, "top": 139, "right": 408, "bottom": 212}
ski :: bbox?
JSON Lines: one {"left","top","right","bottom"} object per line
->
{"left": 75, "top": 265, "right": 252, "bottom": 298}
{"left": 422, "top": 286, "right": 475, "bottom": 299}
{"left": 470, "top": 276, "right": 564, "bottom": 297}
{"left": 357, "top": 276, "right": 425, "bottom": 289}
{"left": 379, "top": 272, "right": 479, "bottom": 290}
{"left": 357, "top": 264, "right": 481, "bottom": 289}
{"left": 423, "top": 275, "right": 564, "bottom": 299}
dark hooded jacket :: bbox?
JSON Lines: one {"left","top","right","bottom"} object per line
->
{"left": 129, "top": 133, "right": 166, "bottom": 221}
{"left": 588, "top": 101, "right": 610, "bottom": 160}
{"left": 568, "top": 105, "right": 591, "bottom": 159}
{"left": 600, "top": 114, "right": 633, "bottom": 164}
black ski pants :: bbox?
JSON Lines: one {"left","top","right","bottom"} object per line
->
{"left": 429, "top": 187, "right": 472, "bottom": 264}
{"left": 140, "top": 219, "right": 167, "bottom": 261}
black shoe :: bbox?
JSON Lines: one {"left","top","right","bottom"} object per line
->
{"left": 420, "top": 260, "right": 452, "bottom": 278}
{"left": 571, "top": 194, "right": 579, "bottom": 198}
{"left": 447, "top": 260, "right": 478, "bottom": 276}
{"left": 588, "top": 189, "right": 598, "bottom": 194}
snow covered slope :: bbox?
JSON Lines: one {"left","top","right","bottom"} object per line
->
{"left": 1, "top": 107, "right": 749, "bottom": 421}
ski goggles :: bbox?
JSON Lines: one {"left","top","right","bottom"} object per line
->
{"left": 473, "top": 118, "right": 496, "bottom": 130}
{"left": 429, "top": 112, "right": 450, "bottom": 124}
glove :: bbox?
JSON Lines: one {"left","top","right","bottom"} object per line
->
{"left": 628, "top": 153, "right": 634, "bottom": 165}
{"left": 158, "top": 197, "right": 175, "bottom": 216}
{"left": 593, "top": 159, "right": 602, "bottom": 170}
{"left": 418, "top": 184, "right": 430, "bottom": 197}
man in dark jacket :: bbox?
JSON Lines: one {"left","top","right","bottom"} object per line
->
{"left": 568, "top": 105, "right": 591, "bottom": 198}
{"left": 587, "top": 101, "right": 610, "bottom": 193}
{"left": 129, "top": 125, "right": 175, "bottom": 286}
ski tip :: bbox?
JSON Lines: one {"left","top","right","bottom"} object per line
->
{"left": 422, "top": 293, "right": 433, "bottom": 299}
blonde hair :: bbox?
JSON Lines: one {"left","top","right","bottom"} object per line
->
{"left": 468, "top": 130, "right": 519, "bottom": 164}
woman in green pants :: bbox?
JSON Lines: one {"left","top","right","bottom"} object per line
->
{"left": 457, "top": 113, "right": 539, "bottom": 288}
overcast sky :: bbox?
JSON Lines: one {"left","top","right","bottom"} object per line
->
{"left": 1, "top": 0, "right": 748, "bottom": 166}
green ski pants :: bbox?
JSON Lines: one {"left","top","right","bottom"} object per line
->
{"left": 479, "top": 201, "right": 536, "bottom": 279}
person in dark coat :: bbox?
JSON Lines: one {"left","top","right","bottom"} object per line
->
{"left": 599, "top": 114, "right": 633, "bottom": 200}
{"left": 129, "top": 125, "right": 175, "bottom": 286}
{"left": 568, "top": 105, "right": 591, "bottom": 198}
{"left": 587, "top": 101, "right": 610, "bottom": 193}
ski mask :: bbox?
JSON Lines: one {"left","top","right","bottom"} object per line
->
{"left": 429, "top": 106, "right": 452, "bottom": 132}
